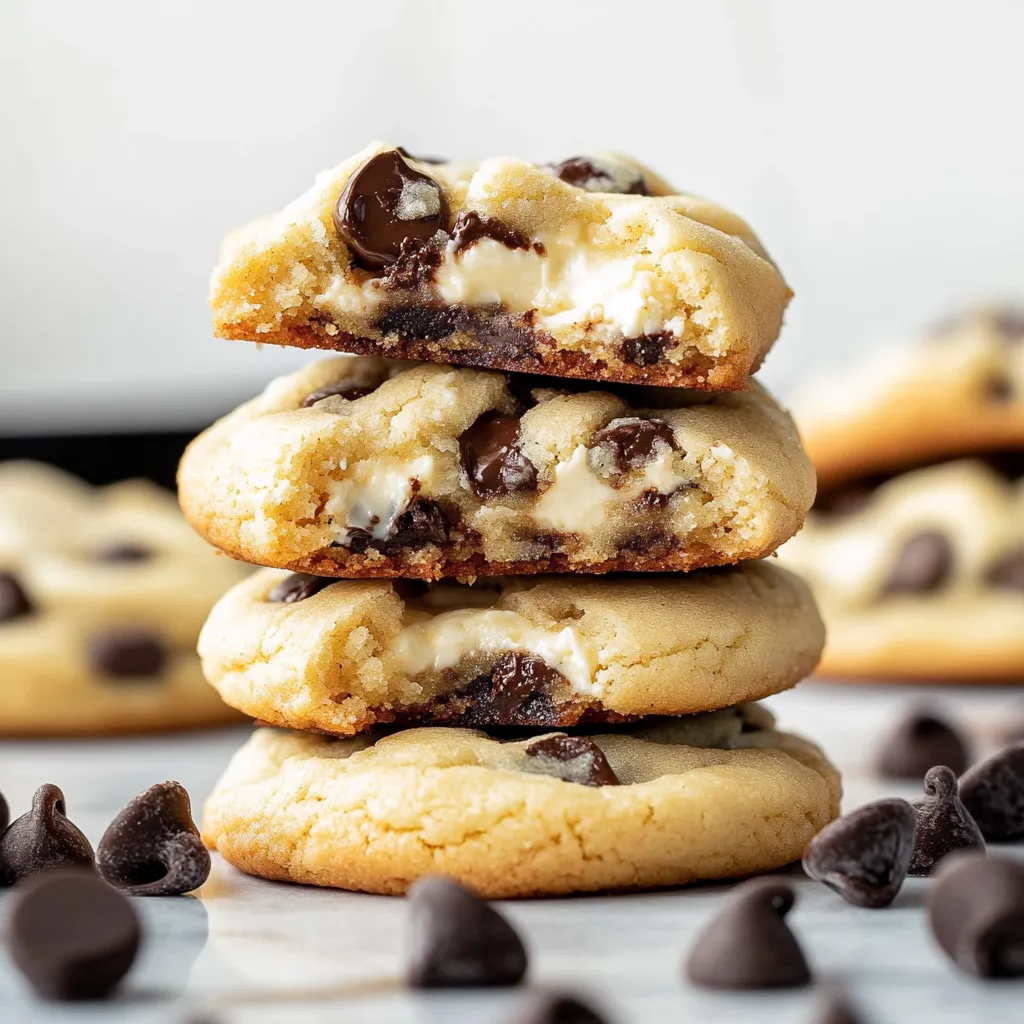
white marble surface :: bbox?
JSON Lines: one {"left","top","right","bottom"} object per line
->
{"left": 2, "top": 682, "right": 1024, "bottom": 1023}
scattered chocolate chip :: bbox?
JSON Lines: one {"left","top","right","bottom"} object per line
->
{"left": 95, "top": 542, "right": 152, "bottom": 563}
{"left": 959, "top": 743, "right": 1024, "bottom": 841}
{"left": 460, "top": 411, "right": 538, "bottom": 499}
{"left": 621, "top": 333, "right": 669, "bottom": 367}
{"left": 388, "top": 498, "right": 453, "bottom": 549}
{"left": 0, "top": 784, "right": 94, "bottom": 886}
{"left": 452, "top": 211, "right": 532, "bottom": 254}
{"left": 909, "top": 766, "right": 985, "bottom": 876}
{"left": 802, "top": 798, "right": 917, "bottom": 908}
{"left": 96, "top": 781, "right": 210, "bottom": 897}
{"left": 334, "top": 150, "right": 448, "bottom": 271}
{"left": 590, "top": 417, "right": 677, "bottom": 478}
{"left": 267, "top": 573, "right": 334, "bottom": 604}
{"left": 0, "top": 570, "right": 32, "bottom": 622}
{"left": 811, "top": 987, "right": 868, "bottom": 1024}
{"left": 524, "top": 735, "right": 619, "bottom": 787}
{"left": 8, "top": 868, "right": 141, "bottom": 1000}
{"left": 875, "top": 710, "right": 970, "bottom": 780}
{"left": 883, "top": 530, "right": 953, "bottom": 595}
{"left": 507, "top": 990, "right": 609, "bottom": 1024}
{"left": 376, "top": 303, "right": 459, "bottom": 340}
{"left": 300, "top": 380, "right": 380, "bottom": 407}
{"left": 686, "top": 878, "right": 811, "bottom": 989}
{"left": 929, "top": 852, "right": 1024, "bottom": 978}
{"left": 406, "top": 875, "right": 528, "bottom": 988}
{"left": 87, "top": 628, "right": 167, "bottom": 680}
{"left": 986, "top": 548, "right": 1024, "bottom": 592}
{"left": 548, "top": 156, "right": 649, "bottom": 195}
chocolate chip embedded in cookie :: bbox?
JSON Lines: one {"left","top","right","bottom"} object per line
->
{"left": 523, "top": 736, "right": 620, "bottom": 787}
{"left": 87, "top": 627, "right": 167, "bottom": 680}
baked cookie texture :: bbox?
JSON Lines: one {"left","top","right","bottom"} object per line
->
{"left": 178, "top": 357, "right": 815, "bottom": 579}
{"left": 201, "top": 706, "right": 841, "bottom": 897}
{"left": 795, "top": 308, "right": 1024, "bottom": 490}
{"left": 780, "top": 460, "right": 1024, "bottom": 680}
{"left": 199, "top": 562, "right": 825, "bottom": 735}
{"left": 209, "top": 142, "right": 790, "bottom": 390}
{"left": 0, "top": 462, "right": 248, "bottom": 734}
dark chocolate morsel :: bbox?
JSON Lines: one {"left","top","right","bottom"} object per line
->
{"left": 986, "top": 548, "right": 1024, "bottom": 592}
{"left": 87, "top": 628, "right": 167, "bottom": 679}
{"left": 882, "top": 530, "right": 953, "bottom": 595}
{"left": 406, "top": 875, "right": 528, "bottom": 988}
{"left": 334, "top": 150, "right": 448, "bottom": 271}
{"left": 451, "top": 211, "right": 531, "bottom": 254}
{"left": 460, "top": 411, "right": 538, "bottom": 499}
{"left": 802, "top": 798, "right": 917, "bottom": 908}
{"left": 376, "top": 303, "right": 459, "bottom": 340}
{"left": 686, "top": 877, "right": 811, "bottom": 989}
{"left": 0, "top": 784, "right": 95, "bottom": 886}
{"left": 524, "top": 736, "right": 620, "bottom": 787}
{"left": 300, "top": 379, "right": 381, "bottom": 407}
{"left": 8, "top": 868, "right": 140, "bottom": 1000}
{"left": 929, "top": 852, "right": 1024, "bottom": 978}
{"left": 549, "top": 156, "right": 650, "bottom": 195}
{"left": 959, "top": 742, "right": 1024, "bottom": 841}
{"left": 507, "top": 990, "right": 609, "bottom": 1024}
{"left": 267, "top": 573, "right": 334, "bottom": 604}
{"left": 97, "top": 781, "right": 210, "bottom": 897}
{"left": 95, "top": 542, "right": 152, "bottom": 563}
{"left": 909, "top": 766, "right": 985, "bottom": 876}
{"left": 875, "top": 710, "right": 970, "bottom": 780}
{"left": 0, "top": 570, "right": 33, "bottom": 622}
{"left": 590, "top": 418, "right": 677, "bottom": 476}
{"left": 388, "top": 498, "right": 453, "bottom": 549}
{"left": 810, "top": 987, "right": 868, "bottom": 1024}
{"left": 468, "top": 652, "right": 565, "bottom": 726}
{"left": 621, "top": 333, "right": 669, "bottom": 367}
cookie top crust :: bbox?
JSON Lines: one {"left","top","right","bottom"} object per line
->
{"left": 209, "top": 143, "right": 790, "bottom": 389}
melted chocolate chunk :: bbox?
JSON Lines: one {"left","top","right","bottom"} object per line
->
{"left": 909, "top": 766, "right": 985, "bottom": 876}
{"left": 883, "top": 530, "right": 953, "bottom": 595}
{"left": 686, "top": 878, "right": 811, "bottom": 989}
{"left": 300, "top": 380, "right": 380, "bottom": 407}
{"left": 7, "top": 868, "right": 140, "bottom": 1000}
{"left": 87, "top": 628, "right": 167, "bottom": 680}
{"left": 406, "top": 875, "right": 528, "bottom": 988}
{"left": 986, "top": 548, "right": 1024, "bottom": 592}
{"left": 380, "top": 236, "right": 444, "bottom": 290}
{"left": 376, "top": 303, "right": 459, "bottom": 340}
{"left": 959, "top": 742, "right": 1024, "bottom": 841}
{"left": 524, "top": 735, "right": 619, "bottom": 787}
{"left": 458, "top": 652, "right": 566, "bottom": 726}
{"left": 590, "top": 418, "right": 677, "bottom": 476}
{"left": 459, "top": 411, "right": 538, "bottom": 499}
{"left": 875, "top": 710, "right": 971, "bottom": 780}
{"left": 452, "top": 210, "right": 533, "bottom": 254}
{"left": 388, "top": 498, "right": 452, "bottom": 548}
{"left": 549, "top": 156, "right": 650, "bottom": 195}
{"left": 0, "top": 570, "right": 32, "bottom": 623}
{"left": 334, "top": 150, "right": 448, "bottom": 271}
{"left": 621, "top": 333, "right": 670, "bottom": 366}
{"left": 0, "top": 784, "right": 94, "bottom": 886}
{"left": 95, "top": 542, "right": 152, "bottom": 563}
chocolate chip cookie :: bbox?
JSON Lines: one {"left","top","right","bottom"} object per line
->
{"left": 209, "top": 143, "right": 791, "bottom": 390}
{"left": 201, "top": 705, "right": 840, "bottom": 896}
{"left": 178, "top": 357, "right": 814, "bottom": 579}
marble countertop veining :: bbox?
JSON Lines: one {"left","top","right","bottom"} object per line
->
{"left": 1, "top": 682, "right": 1023, "bottom": 1024}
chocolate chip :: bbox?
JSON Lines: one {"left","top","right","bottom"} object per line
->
{"left": 802, "top": 799, "right": 917, "bottom": 908}
{"left": 406, "top": 875, "right": 528, "bottom": 988}
{"left": 928, "top": 852, "right": 1024, "bottom": 978}
{"left": 685, "top": 878, "right": 811, "bottom": 989}
{"left": 380, "top": 236, "right": 444, "bottom": 290}
{"left": 909, "top": 766, "right": 985, "bottom": 876}
{"left": 376, "top": 303, "right": 459, "bottom": 340}
{"left": 334, "top": 150, "right": 448, "bottom": 271}
{"left": 300, "top": 380, "right": 380, "bottom": 407}
{"left": 0, "top": 570, "right": 32, "bottom": 622}
{"left": 267, "top": 573, "right": 334, "bottom": 603}
{"left": 8, "top": 868, "right": 140, "bottom": 1000}
{"left": 87, "top": 628, "right": 167, "bottom": 680}
{"left": 590, "top": 417, "right": 677, "bottom": 477}
{"left": 811, "top": 987, "right": 868, "bottom": 1024}
{"left": 986, "top": 548, "right": 1024, "bottom": 592}
{"left": 959, "top": 743, "right": 1024, "bottom": 841}
{"left": 883, "top": 530, "right": 953, "bottom": 595}
{"left": 0, "top": 784, "right": 94, "bottom": 886}
{"left": 507, "top": 991, "right": 609, "bottom": 1024}
{"left": 460, "top": 412, "right": 538, "bottom": 499}
{"left": 388, "top": 498, "right": 453, "bottom": 549}
{"left": 96, "top": 781, "right": 210, "bottom": 897}
{"left": 464, "top": 652, "right": 566, "bottom": 726}
{"left": 621, "top": 333, "right": 669, "bottom": 367}
{"left": 875, "top": 710, "right": 970, "bottom": 780}
{"left": 524, "top": 736, "right": 619, "bottom": 787}
{"left": 548, "top": 156, "right": 650, "bottom": 195}
{"left": 452, "top": 211, "right": 532, "bottom": 254}
{"left": 95, "top": 542, "right": 152, "bottom": 563}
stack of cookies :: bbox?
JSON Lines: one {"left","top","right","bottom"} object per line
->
{"left": 181, "top": 144, "right": 840, "bottom": 896}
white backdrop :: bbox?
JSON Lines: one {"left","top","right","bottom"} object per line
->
{"left": 2, "top": 0, "right": 1022, "bottom": 434}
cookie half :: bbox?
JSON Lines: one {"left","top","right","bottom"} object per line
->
{"left": 198, "top": 561, "right": 825, "bottom": 735}
{"left": 0, "top": 462, "right": 247, "bottom": 734}
{"left": 209, "top": 143, "right": 790, "bottom": 390}
{"left": 202, "top": 708, "right": 840, "bottom": 897}
{"left": 178, "top": 357, "right": 815, "bottom": 579}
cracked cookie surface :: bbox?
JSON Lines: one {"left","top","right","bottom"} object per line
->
{"left": 178, "top": 356, "right": 814, "bottom": 579}
{"left": 209, "top": 142, "right": 790, "bottom": 390}
{"left": 197, "top": 561, "right": 824, "bottom": 735}
{"left": 201, "top": 705, "right": 840, "bottom": 897}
